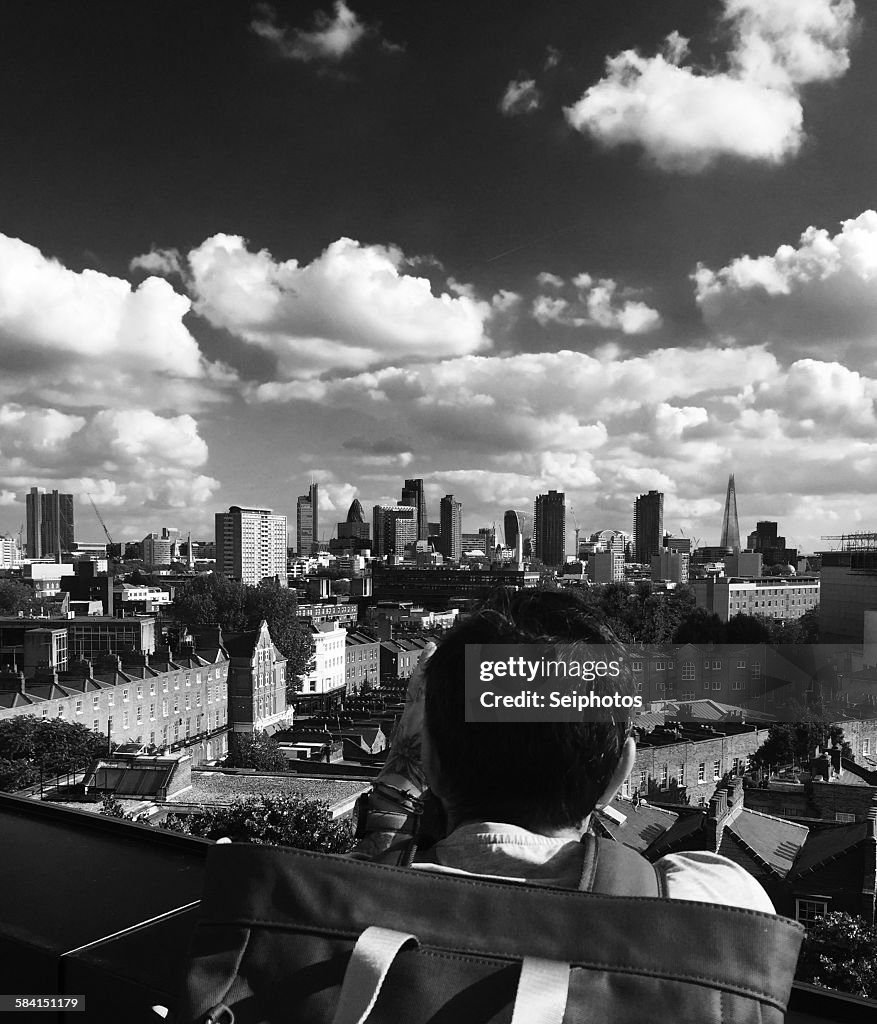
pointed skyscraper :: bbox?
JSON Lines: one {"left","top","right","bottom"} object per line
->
{"left": 720, "top": 474, "right": 741, "bottom": 554}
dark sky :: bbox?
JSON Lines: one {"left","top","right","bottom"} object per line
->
{"left": 0, "top": 0, "right": 875, "bottom": 552}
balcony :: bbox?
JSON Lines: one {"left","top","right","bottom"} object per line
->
{"left": 0, "top": 791, "right": 874, "bottom": 1022}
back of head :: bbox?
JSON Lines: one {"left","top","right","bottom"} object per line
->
{"left": 424, "top": 588, "right": 632, "bottom": 831}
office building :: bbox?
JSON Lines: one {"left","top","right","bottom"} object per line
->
{"left": 589, "top": 551, "right": 624, "bottom": 583}
{"left": 331, "top": 498, "right": 371, "bottom": 555}
{"left": 692, "top": 576, "right": 820, "bottom": 623}
{"left": 747, "top": 521, "right": 798, "bottom": 568}
{"left": 651, "top": 550, "right": 690, "bottom": 584}
{"left": 214, "top": 506, "right": 288, "bottom": 587}
{"left": 633, "top": 491, "right": 663, "bottom": 564}
{"left": 439, "top": 495, "right": 463, "bottom": 562}
{"left": 141, "top": 528, "right": 181, "bottom": 567}
{"left": 401, "top": 479, "right": 428, "bottom": 542}
{"left": 819, "top": 541, "right": 877, "bottom": 643}
{"left": 25, "top": 487, "right": 74, "bottom": 559}
{"left": 720, "top": 475, "right": 741, "bottom": 554}
{"left": 373, "top": 505, "right": 416, "bottom": 558}
{"left": 504, "top": 510, "right": 532, "bottom": 557}
{"left": 296, "top": 482, "right": 319, "bottom": 555}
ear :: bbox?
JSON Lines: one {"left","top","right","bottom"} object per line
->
{"left": 594, "top": 735, "right": 637, "bottom": 810}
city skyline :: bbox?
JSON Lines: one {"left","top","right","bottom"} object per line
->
{"left": 1, "top": 0, "right": 876, "bottom": 554}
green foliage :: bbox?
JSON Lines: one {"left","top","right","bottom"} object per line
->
{"left": 173, "top": 574, "right": 249, "bottom": 632}
{"left": 672, "top": 606, "right": 727, "bottom": 644}
{"left": 796, "top": 912, "right": 877, "bottom": 997}
{"left": 0, "top": 715, "right": 108, "bottom": 792}
{"left": 173, "top": 575, "right": 314, "bottom": 685}
{"left": 227, "top": 730, "right": 290, "bottom": 771}
{"left": 572, "top": 582, "right": 696, "bottom": 644}
{"left": 0, "top": 578, "right": 38, "bottom": 616}
{"left": 160, "top": 793, "right": 354, "bottom": 852}
{"left": 753, "top": 702, "right": 852, "bottom": 769}
{"left": 98, "top": 793, "right": 134, "bottom": 819}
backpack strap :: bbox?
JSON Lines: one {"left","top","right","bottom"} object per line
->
{"left": 578, "top": 834, "right": 661, "bottom": 897}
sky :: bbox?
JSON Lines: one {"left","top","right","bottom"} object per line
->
{"left": 0, "top": 0, "right": 875, "bottom": 555}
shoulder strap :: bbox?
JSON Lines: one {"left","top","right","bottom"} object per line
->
{"left": 578, "top": 834, "right": 661, "bottom": 897}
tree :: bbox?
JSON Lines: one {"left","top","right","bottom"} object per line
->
{"left": 726, "top": 613, "right": 772, "bottom": 644}
{"left": 673, "top": 607, "right": 727, "bottom": 644}
{"left": 160, "top": 793, "right": 354, "bottom": 852}
{"left": 246, "top": 579, "right": 314, "bottom": 680}
{"left": 173, "top": 574, "right": 249, "bottom": 633}
{"left": 796, "top": 912, "right": 877, "bottom": 997}
{"left": 226, "top": 730, "right": 289, "bottom": 771}
{"left": 0, "top": 716, "right": 108, "bottom": 792}
{"left": 753, "top": 703, "right": 853, "bottom": 770}
{"left": 0, "top": 579, "right": 38, "bottom": 616}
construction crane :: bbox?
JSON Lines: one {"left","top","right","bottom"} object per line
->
{"left": 569, "top": 505, "right": 581, "bottom": 560}
{"left": 87, "top": 493, "right": 114, "bottom": 547}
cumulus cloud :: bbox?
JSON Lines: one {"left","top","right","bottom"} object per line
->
{"left": 499, "top": 78, "right": 542, "bottom": 116}
{"left": 0, "top": 232, "right": 234, "bottom": 411}
{"left": 187, "top": 234, "right": 491, "bottom": 377}
{"left": 248, "top": 341, "right": 877, "bottom": 552}
{"left": 694, "top": 210, "right": 877, "bottom": 359}
{"left": 531, "top": 272, "right": 662, "bottom": 334}
{"left": 0, "top": 405, "right": 219, "bottom": 520}
{"left": 251, "top": 1, "right": 398, "bottom": 63}
{"left": 129, "top": 246, "right": 185, "bottom": 278}
{"left": 565, "top": 0, "right": 857, "bottom": 172}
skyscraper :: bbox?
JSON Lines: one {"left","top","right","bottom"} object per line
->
{"left": 504, "top": 509, "right": 533, "bottom": 557}
{"left": 439, "top": 495, "right": 463, "bottom": 561}
{"left": 333, "top": 497, "right": 370, "bottom": 554}
{"left": 720, "top": 474, "right": 741, "bottom": 554}
{"left": 296, "top": 482, "right": 319, "bottom": 554}
{"left": 25, "top": 487, "right": 74, "bottom": 559}
{"left": 215, "top": 505, "right": 288, "bottom": 586}
{"left": 401, "top": 478, "right": 428, "bottom": 541}
{"left": 372, "top": 505, "right": 416, "bottom": 558}
{"left": 633, "top": 490, "right": 663, "bottom": 564}
{"left": 534, "top": 490, "right": 566, "bottom": 567}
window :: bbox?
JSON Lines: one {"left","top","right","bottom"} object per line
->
{"left": 136, "top": 706, "right": 143, "bottom": 725}
{"left": 835, "top": 812, "right": 856, "bottom": 823}
{"left": 163, "top": 679, "right": 169, "bottom": 693}
{"left": 185, "top": 694, "right": 191, "bottom": 711}
{"left": 196, "top": 691, "right": 202, "bottom": 707}
{"left": 712, "top": 660, "right": 721, "bottom": 670}
{"left": 712, "top": 680, "right": 722, "bottom": 690}
{"left": 682, "top": 662, "right": 695, "bottom": 681}
{"left": 149, "top": 703, "right": 155, "bottom": 721}
{"left": 149, "top": 681, "right": 156, "bottom": 696}
{"left": 703, "top": 660, "right": 710, "bottom": 670}
{"left": 174, "top": 697, "right": 179, "bottom": 714}
{"left": 703, "top": 679, "right": 710, "bottom": 691}
{"left": 122, "top": 688, "right": 130, "bottom": 703}
{"left": 733, "top": 679, "right": 743, "bottom": 690}
{"left": 713, "top": 760, "right": 721, "bottom": 780}
{"left": 57, "top": 705, "right": 64, "bottom": 717}
{"left": 75, "top": 700, "right": 83, "bottom": 715}
{"left": 863, "top": 738, "right": 871, "bottom": 756}
{"left": 92, "top": 695, "right": 100, "bottom": 709}
{"left": 122, "top": 710, "right": 129, "bottom": 729}
{"left": 751, "top": 662, "right": 762, "bottom": 679}
{"left": 136, "top": 685, "right": 143, "bottom": 699}
{"left": 42, "top": 707, "right": 49, "bottom": 718}
{"left": 736, "top": 659, "right": 746, "bottom": 669}
{"left": 660, "top": 764, "right": 668, "bottom": 788}
{"left": 632, "top": 661, "right": 642, "bottom": 672}
{"left": 639, "top": 770, "right": 647, "bottom": 791}
{"left": 676, "top": 764, "right": 685, "bottom": 786}
{"left": 796, "top": 899, "right": 828, "bottom": 927}
{"left": 162, "top": 699, "right": 168, "bottom": 717}
{"left": 698, "top": 763, "right": 705, "bottom": 783}
{"left": 680, "top": 690, "right": 695, "bottom": 701}
{"left": 108, "top": 693, "right": 115, "bottom": 707}
{"left": 93, "top": 719, "right": 100, "bottom": 731}
{"left": 654, "top": 661, "right": 665, "bottom": 671}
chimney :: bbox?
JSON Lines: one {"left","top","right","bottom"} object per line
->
{"left": 706, "top": 786, "right": 732, "bottom": 852}
{"left": 0, "top": 668, "right": 27, "bottom": 694}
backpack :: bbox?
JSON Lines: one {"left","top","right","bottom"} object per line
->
{"left": 178, "top": 837, "right": 804, "bottom": 1024}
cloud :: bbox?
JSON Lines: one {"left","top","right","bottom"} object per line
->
{"left": 694, "top": 209, "right": 877, "bottom": 359}
{"left": 499, "top": 77, "right": 542, "bottom": 116}
{"left": 0, "top": 231, "right": 234, "bottom": 411}
{"left": 187, "top": 234, "right": 491, "bottom": 378}
{"left": 531, "top": 272, "right": 662, "bottom": 334}
{"left": 0, "top": 405, "right": 219, "bottom": 520}
{"left": 251, "top": 1, "right": 398, "bottom": 63}
{"left": 129, "top": 246, "right": 184, "bottom": 278}
{"left": 565, "top": 0, "right": 857, "bottom": 172}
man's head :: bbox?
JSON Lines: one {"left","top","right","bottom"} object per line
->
{"left": 423, "top": 588, "right": 636, "bottom": 833}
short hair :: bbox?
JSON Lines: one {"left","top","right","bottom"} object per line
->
{"left": 424, "top": 588, "right": 632, "bottom": 830}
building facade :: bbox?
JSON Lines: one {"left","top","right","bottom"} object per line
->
{"left": 633, "top": 490, "right": 663, "bottom": 564}
{"left": 401, "top": 478, "right": 428, "bottom": 542}
{"left": 296, "top": 482, "right": 319, "bottom": 555}
{"left": 215, "top": 505, "right": 288, "bottom": 587}
{"left": 439, "top": 495, "right": 463, "bottom": 562}
{"left": 534, "top": 490, "right": 565, "bottom": 567}
{"left": 224, "top": 620, "right": 289, "bottom": 735}
{"left": 26, "top": 487, "right": 74, "bottom": 559}
{"left": 302, "top": 621, "right": 347, "bottom": 696}
{"left": 589, "top": 550, "right": 624, "bottom": 583}
{"left": 692, "top": 576, "right": 820, "bottom": 623}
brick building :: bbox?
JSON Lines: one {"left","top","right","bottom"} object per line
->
{"left": 222, "top": 620, "right": 290, "bottom": 736}
{"left": 345, "top": 629, "right": 381, "bottom": 693}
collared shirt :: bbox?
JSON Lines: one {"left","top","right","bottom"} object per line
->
{"left": 414, "top": 821, "right": 775, "bottom": 914}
